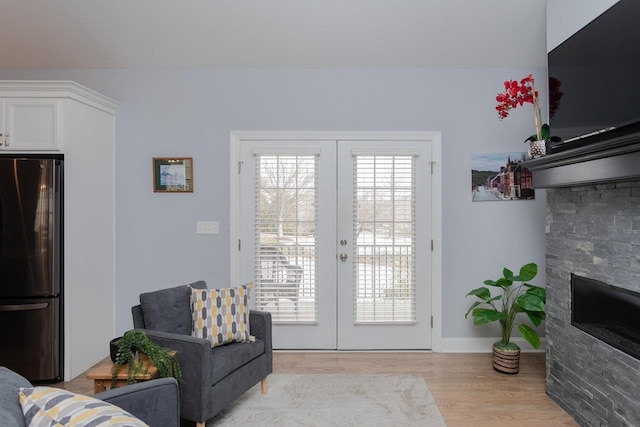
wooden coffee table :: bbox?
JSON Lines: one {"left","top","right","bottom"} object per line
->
{"left": 86, "top": 358, "right": 159, "bottom": 393}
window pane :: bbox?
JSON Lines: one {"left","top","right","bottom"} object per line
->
{"left": 352, "top": 155, "right": 416, "bottom": 323}
{"left": 255, "top": 155, "right": 318, "bottom": 323}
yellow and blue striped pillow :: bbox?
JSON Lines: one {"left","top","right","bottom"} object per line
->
{"left": 19, "top": 386, "right": 148, "bottom": 426}
{"left": 190, "top": 283, "right": 252, "bottom": 348}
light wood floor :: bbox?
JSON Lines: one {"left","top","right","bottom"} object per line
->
{"left": 56, "top": 352, "right": 577, "bottom": 427}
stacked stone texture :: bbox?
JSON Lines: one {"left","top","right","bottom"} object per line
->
{"left": 546, "top": 182, "right": 640, "bottom": 427}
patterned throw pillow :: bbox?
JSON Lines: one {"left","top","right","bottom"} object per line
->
{"left": 19, "top": 386, "right": 148, "bottom": 427}
{"left": 190, "top": 283, "right": 252, "bottom": 348}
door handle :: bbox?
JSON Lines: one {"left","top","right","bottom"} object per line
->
{"left": 339, "top": 253, "right": 348, "bottom": 261}
{"left": 0, "top": 303, "right": 49, "bottom": 312}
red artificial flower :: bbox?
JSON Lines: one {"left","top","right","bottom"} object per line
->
{"left": 520, "top": 74, "right": 534, "bottom": 84}
{"left": 495, "top": 76, "right": 537, "bottom": 120}
{"left": 495, "top": 74, "right": 548, "bottom": 142}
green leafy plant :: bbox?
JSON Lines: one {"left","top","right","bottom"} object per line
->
{"left": 465, "top": 262, "right": 546, "bottom": 350}
{"left": 112, "top": 330, "right": 183, "bottom": 390}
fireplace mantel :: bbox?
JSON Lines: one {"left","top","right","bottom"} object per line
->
{"left": 522, "top": 129, "right": 640, "bottom": 188}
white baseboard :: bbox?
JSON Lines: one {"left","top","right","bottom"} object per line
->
{"left": 441, "top": 337, "right": 546, "bottom": 353}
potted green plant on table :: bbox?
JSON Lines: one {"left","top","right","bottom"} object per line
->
{"left": 465, "top": 262, "right": 546, "bottom": 374}
{"left": 112, "top": 330, "right": 183, "bottom": 389}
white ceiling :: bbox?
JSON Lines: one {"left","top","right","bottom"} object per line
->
{"left": 0, "top": 0, "right": 547, "bottom": 69}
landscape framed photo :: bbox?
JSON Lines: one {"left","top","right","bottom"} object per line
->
{"left": 471, "top": 152, "right": 534, "bottom": 202}
{"left": 153, "top": 157, "right": 193, "bottom": 192}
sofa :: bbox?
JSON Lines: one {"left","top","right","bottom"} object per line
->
{"left": 131, "top": 281, "right": 273, "bottom": 426}
{"left": 0, "top": 366, "right": 180, "bottom": 427}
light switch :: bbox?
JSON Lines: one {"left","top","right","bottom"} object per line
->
{"left": 196, "top": 221, "right": 219, "bottom": 234}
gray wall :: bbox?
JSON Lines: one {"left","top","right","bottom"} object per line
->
{"left": 0, "top": 68, "right": 547, "bottom": 344}
{"left": 546, "top": 0, "right": 619, "bottom": 51}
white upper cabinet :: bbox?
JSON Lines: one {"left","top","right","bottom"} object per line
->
{"left": 0, "top": 80, "right": 120, "bottom": 381}
{"left": 0, "top": 81, "right": 119, "bottom": 154}
{"left": 0, "top": 98, "right": 62, "bottom": 151}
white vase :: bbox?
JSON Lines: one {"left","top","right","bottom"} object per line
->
{"left": 528, "top": 140, "right": 546, "bottom": 158}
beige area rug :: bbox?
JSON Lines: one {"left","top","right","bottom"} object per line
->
{"left": 208, "top": 374, "right": 447, "bottom": 426}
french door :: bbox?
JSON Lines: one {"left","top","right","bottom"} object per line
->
{"left": 235, "top": 134, "right": 434, "bottom": 350}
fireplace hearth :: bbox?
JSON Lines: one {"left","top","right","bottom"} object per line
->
{"left": 572, "top": 274, "right": 640, "bottom": 361}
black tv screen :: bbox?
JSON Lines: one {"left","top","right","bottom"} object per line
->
{"left": 548, "top": 0, "right": 640, "bottom": 148}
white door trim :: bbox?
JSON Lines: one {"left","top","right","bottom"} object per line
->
{"left": 230, "top": 131, "right": 443, "bottom": 352}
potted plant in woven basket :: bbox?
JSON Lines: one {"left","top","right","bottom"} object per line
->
{"left": 495, "top": 74, "right": 550, "bottom": 158}
{"left": 465, "top": 262, "right": 546, "bottom": 374}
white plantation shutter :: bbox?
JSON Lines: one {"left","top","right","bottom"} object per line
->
{"left": 254, "top": 154, "right": 318, "bottom": 323}
{"left": 352, "top": 154, "right": 416, "bottom": 323}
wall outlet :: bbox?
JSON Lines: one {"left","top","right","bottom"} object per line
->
{"left": 196, "top": 221, "right": 219, "bottom": 234}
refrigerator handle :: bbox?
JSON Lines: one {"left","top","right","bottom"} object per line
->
{"left": 0, "top": 187, "right": 3, "bottom": 263}
{"left": 0, "top": 303, "right": 49, "bottom": 312}
{"left": 53, "top": 159, "right": 63, "bottom": 296}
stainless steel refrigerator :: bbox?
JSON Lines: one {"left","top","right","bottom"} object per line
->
{"left": 0, "top": 155, "right": 63, "bottom": 383}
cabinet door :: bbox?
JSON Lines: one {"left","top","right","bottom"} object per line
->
{"left": 4, "top": 98, "right": 62, "bottom": 151}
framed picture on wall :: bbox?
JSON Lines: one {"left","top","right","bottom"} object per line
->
{"left": 153, "top": 157, "right": 193, "bottom": 192}
{"left": 471, "top": 152, "right": 534, "bottom": 202}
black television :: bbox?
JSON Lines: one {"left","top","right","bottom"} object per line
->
{"left": 547, "top": 0, "right": 640, "bottom": 153}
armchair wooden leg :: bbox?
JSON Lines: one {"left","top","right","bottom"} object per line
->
{"left": 261, "top": 377, "right": 268, "bottom": 394}
{"left": 196, "top": 423, "right": 205, "bottom": 427}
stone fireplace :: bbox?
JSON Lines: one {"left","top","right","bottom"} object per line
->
{"left": 524, "top": 135, "right": 640, "bottom": 426}
{"left": 544, "top": 183, "right": 640, "bottom": 426}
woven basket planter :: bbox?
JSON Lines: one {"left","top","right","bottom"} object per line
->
{"left": 493, "top": 343, "right": 521, "bottom": 374}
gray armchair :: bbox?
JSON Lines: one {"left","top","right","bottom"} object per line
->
{"left": 131, "top": 281, "right": 272, "bottom": 427}
{"left": 0, "top": 366, "right": 179, "bottom": 427}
